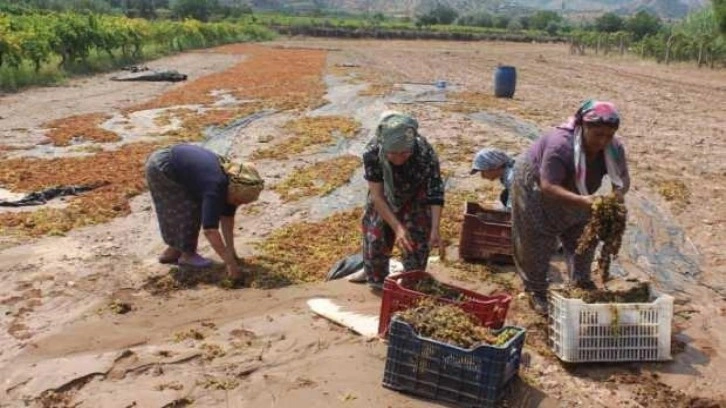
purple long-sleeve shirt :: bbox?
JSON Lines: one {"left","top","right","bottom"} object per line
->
{"left": 527, "top": 127, "right": 630, "bottom": 194}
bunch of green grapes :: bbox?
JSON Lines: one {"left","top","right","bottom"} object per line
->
{"left": 576, "top": 194, "right": 628, "bottom": 282}
{"left": 397, "top": 299, "right": 516, "bottom": 348}
{"left": 411, "top": 277, "right": 465, "bottom": 301}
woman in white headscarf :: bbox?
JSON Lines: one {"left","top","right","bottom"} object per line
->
{"left": 470, "top": 148, "right": 515, "bottom": 210}
{"left": 356, "top": 112, "right": 445, "bottom": 290}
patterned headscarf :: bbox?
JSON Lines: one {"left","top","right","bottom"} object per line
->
{"left": 219, "top": 156, "right": 265, "bottom": 203}
{"left": 470, "top": 148, "right": 513, "bottom": 174}
{"left": 562, "top": 99, "right": 624, "bottom": 195}
{"left": 376, "top": 111, "right": 418, "bottom": 211}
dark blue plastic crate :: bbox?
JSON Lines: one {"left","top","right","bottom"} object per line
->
{"left": 383, "top": 317, "right": 526, "bottom": 408}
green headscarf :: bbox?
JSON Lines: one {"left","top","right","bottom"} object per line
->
{"left": 376, "top": 111, "right": 418, "bottom": 211}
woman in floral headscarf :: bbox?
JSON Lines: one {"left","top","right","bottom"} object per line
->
{"left": 511, "top": 100, "right": 630, "bottom": 314}
{"left": 145, "top": 144, "right": 264, "bottom": 280}
{"left": 355, "top": 112, "right": 445, "bottom": 290}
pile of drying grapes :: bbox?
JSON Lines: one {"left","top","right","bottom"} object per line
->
{"left": 397, "top": 299, "right": 518, "bottom": 348}
{"left": 557, "top": 281, "right": 650, "bottom": 303}
{"left": 577, "top": 193, "right": 628, "bottom": 282}
{"left": 410, "top": 277, "right": 465, "bottom": 301}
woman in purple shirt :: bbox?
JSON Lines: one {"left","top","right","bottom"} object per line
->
{"left": 511, "top": 100, "right": 630, "bottom": 314}
{"left": 145, "top": 144, "right": 264, "bottom": 280}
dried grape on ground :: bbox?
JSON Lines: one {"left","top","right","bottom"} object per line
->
{"left": 273, "top": 155, "right": 361, "bottom": 201}
{"left": 0, "top": 45, "right": 330, "bottom": 238}
{"left": 0, "top": 142, "right": 160, "bottom": 236}
{"left": 43, "top": 113, "right": 120, "bottom": 146}
{"left": 252, "top": 116, "right": 359, "bottom": 160}
{"left": 245, "top": 208, "right": 364, "bottom": 287}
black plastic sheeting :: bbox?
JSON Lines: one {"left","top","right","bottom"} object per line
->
{"left": 622, "top": 194, "right": 701, "bottom": 293}
{"left": 0, "top": 182, "right": 109, "bottom": 207}
{"left": 110, "top": 69, "right": 187, "bottom": 82}
{"left": 326, "top": 253, "right": 364, "bottom": 281}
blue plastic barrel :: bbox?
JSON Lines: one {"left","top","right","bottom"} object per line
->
{"left": 493, "top": 66, "right": 517, "bottom": 98}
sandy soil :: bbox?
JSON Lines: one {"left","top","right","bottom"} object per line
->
{"left": 0, "top": 39, "right": 725, "bottom": 408}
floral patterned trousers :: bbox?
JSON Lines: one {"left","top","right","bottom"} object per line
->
{"left": 361, "top": 190, "right": 432, "bottom": 284}
{"left": 511, "top": 157, "right": 596, "bottom": 294}
{"left": 145, "top": 148, "right": 201, "bottom": 253}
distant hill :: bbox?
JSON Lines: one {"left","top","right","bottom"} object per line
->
{"left": 250, "top": 0, "right": 706, "bottom": 19}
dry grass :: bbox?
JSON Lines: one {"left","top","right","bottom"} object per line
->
{"left": 43, "top": 113, "right": 120, "bottom": 146}
{"left": 0, "top": 142, "right": 159, "bottom": 236}
{"left": 243, "top": 207, "right": 363, "bottom": 288}
{"left": 274, "top": 155, "right": 361, "bottom": 202}
{"left": 252, "top": 116, "right": 360, "bottom": 160}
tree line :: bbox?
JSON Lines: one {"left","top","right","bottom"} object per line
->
{"left": 0, "top": 7, "right": 274, "bottom": 91}
{"left": 2, "top": 0, "right": 724, "bottom": 69}
{"left": 569, "top": 9, "right": 725, "bottom": 67}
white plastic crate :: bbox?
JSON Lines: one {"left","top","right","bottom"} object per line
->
{"left": 548, "top": 291, "right": 673, "bottom": 363}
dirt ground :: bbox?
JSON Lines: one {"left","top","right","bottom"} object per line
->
{"left": 0, "top": 39, "right": 725, "bottom": 408}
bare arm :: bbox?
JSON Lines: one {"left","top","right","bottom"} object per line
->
{"left": 203, "top": 229, "right": 236, "bottom": 266}
{"left": 428, "top": 204, "right": 443, "bottom": 252}
{"left": 430, "top": 205, "right": 442, "bottom": 235}
{"left": 220, "top": 215, "right": 238, "bottom": 260}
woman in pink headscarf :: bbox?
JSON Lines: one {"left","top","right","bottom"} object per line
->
{"left": 511, "top": 99, "right": 630, "bottom": 314}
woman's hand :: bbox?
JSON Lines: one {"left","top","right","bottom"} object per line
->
{"left": 226, "top": 262, "right": 242, "bottom": 280}
{"left": 394, "top": 224, "right": 415, "bottom": 254}
{"left": 580, "top": 194, "right": 596, "bottom": 209}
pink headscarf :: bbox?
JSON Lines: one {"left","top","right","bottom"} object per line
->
{"left": 560, "top": 100, "right": 624, "bottom": 195}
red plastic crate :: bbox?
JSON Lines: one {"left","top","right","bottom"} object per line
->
{"left": 459, "top": 202, "right": 513, "bottom": 264}
{"left": 378, "top": 271, "right": 512, "bottom": 338}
